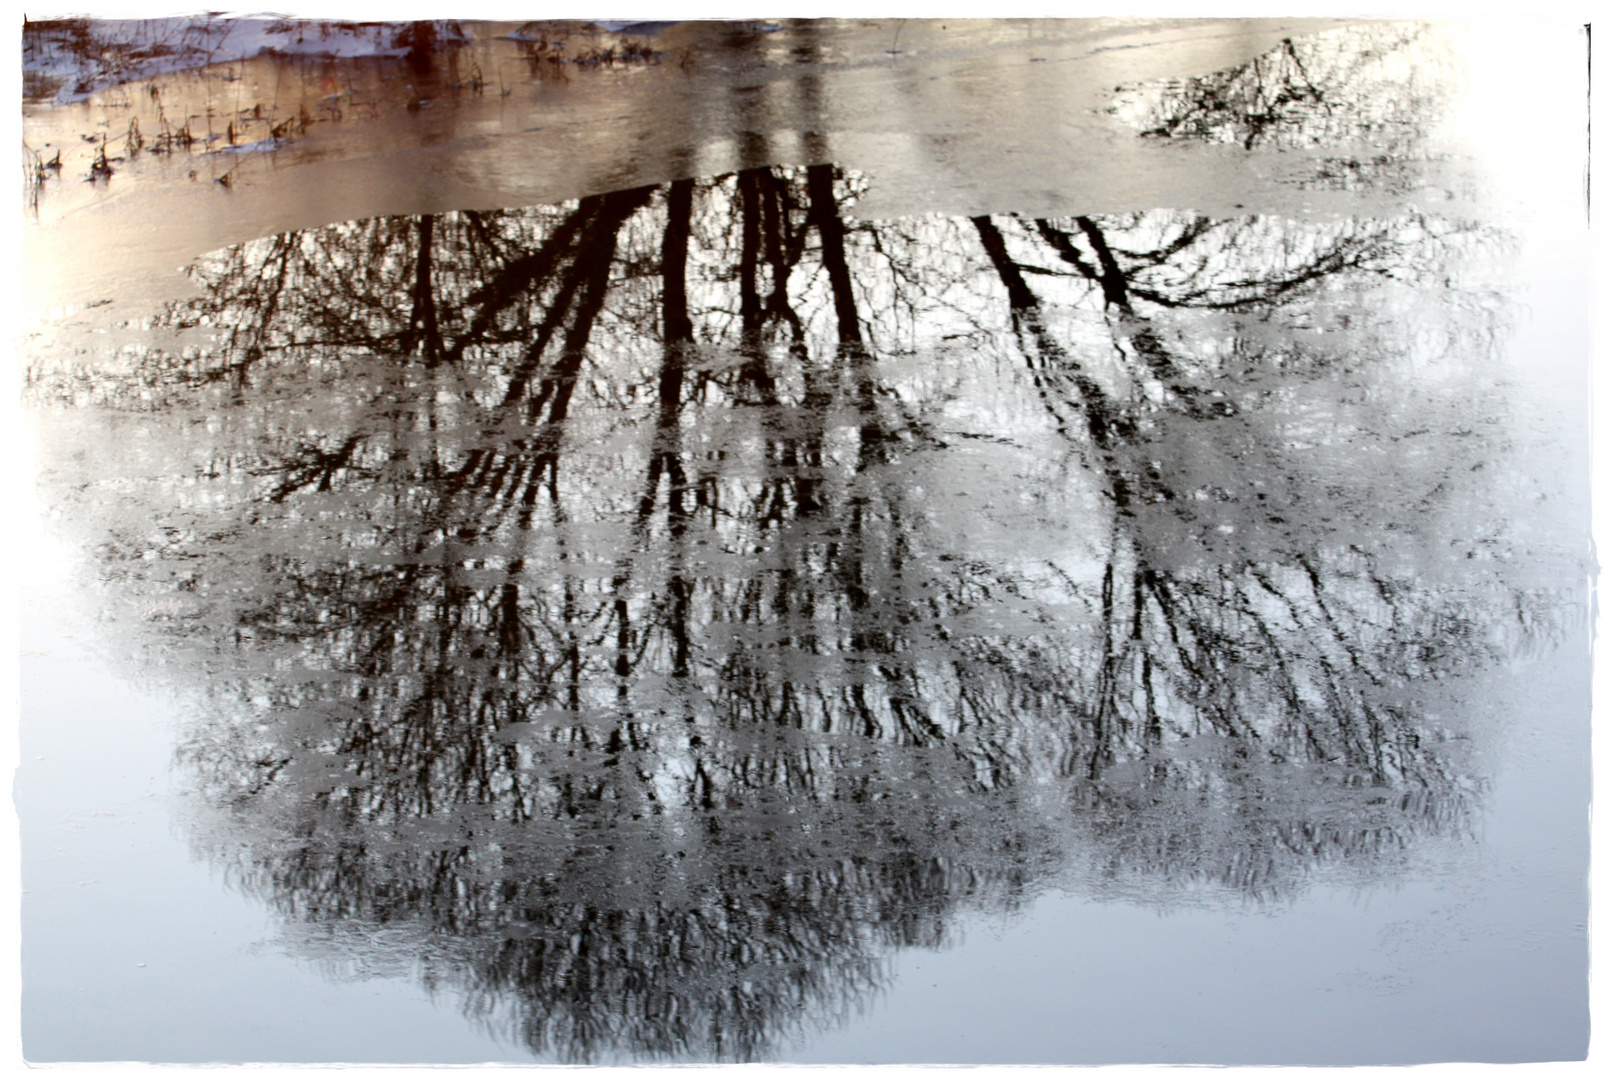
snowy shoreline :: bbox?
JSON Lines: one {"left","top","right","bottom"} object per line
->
{"left": 21, "top": 17, "right": 692, "bottom": 105}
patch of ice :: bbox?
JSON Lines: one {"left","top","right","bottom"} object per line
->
{"left": 208, "top": 137, "right": 287, "bottom": 156}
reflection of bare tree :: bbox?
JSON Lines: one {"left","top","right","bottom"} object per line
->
{"left": 39, "top": 156, "right": 1566, "bottom": 1061}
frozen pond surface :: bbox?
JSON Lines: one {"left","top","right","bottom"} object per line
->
{"left": 17, "top": 18, "right": 1591, "bottom": 1065}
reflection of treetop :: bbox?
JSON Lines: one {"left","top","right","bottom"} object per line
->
{"left": 45, "top": 165, "right": 1561, "bottom": 1062}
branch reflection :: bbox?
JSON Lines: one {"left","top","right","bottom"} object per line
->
{"left": 1109, "top": 24, "right": 1458, "bottom": 194}
{"left": 40, "top": 158, "right": 1571, "bottom": 1061}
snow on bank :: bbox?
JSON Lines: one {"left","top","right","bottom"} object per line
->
{"left": 22, "top": 17, "right": 466, "bottom": 104}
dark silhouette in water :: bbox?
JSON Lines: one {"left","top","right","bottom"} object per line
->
{"left": 396, "top": 20, "right": 442, "bottom": 77}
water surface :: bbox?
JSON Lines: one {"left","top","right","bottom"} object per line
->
{"left": 18, "top": 18, "right": 1591, "bottom": 1065}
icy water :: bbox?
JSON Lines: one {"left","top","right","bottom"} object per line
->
{"left": 17, "top": 19, "right": 1592, "bottom": 1064}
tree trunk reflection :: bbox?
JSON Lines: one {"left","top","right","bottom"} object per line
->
{"left": 33, "top": 155, "right": 1573, "bottom": 1061}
